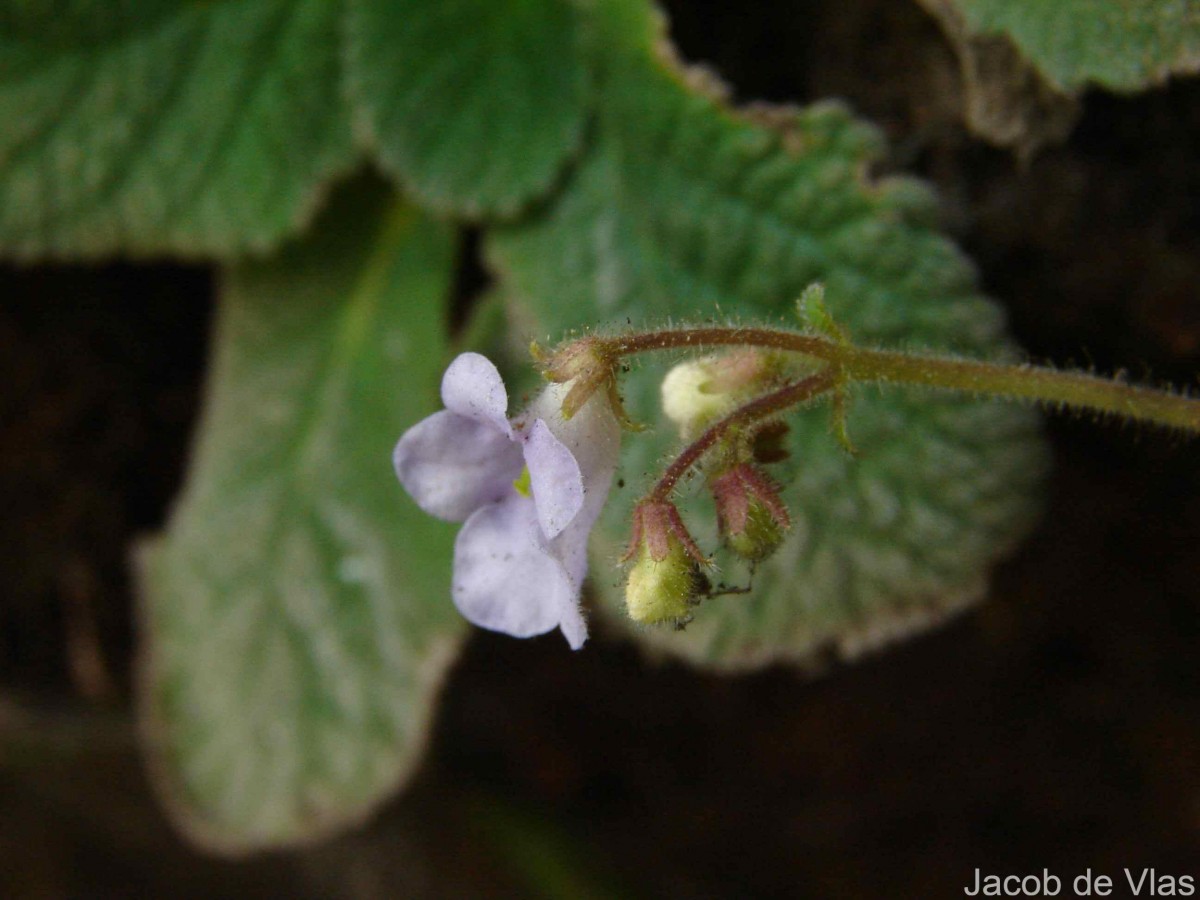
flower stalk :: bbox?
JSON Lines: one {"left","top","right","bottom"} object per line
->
{"left": 648, "top": 369, "right": 838, "bottom": 503}
{"left": 592, "top": 326, "right": 1200, "bottom": 434}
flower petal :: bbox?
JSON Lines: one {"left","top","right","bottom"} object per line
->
{"left": 523, "top": 419, "right": 584, "bottom": 540}
{"left": 394, "top": 410, "right": 523, "bottom": 521}
{"left": 525, "top": 381, "right": 623, "bottom": 585}
{"left": 524, "top": 382, "right": 622, "bottom": 505}
{"left": 453, "top": 498, "right": 581, "bottom": 643}
{"left": 440, "top": 352, "right": 512, "bottom": 437}
{"left": 556, "top": 595, "right": 587, "bottom": 651}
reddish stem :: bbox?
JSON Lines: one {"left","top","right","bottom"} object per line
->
{"left": 648, "top": 369, "right": 838, "bottom": 502}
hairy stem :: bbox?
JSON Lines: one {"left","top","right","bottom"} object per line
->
{"left": 599, "top": 327, "right": 1200, "bottom": 433}
{"left": 842, "top": 348, "right": 1198, "bottom": 430}
{"left": 610, "top": 326, "right": 833, "bottom": 360}
{"left": 649, "top": 369, "right": 838, "bottom": 501}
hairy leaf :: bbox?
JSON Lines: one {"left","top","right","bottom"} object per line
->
{"left": 931, "top": 0, "right": 1200, "bottom": 93}
{"left": 138, "top": 179, "right": 464, "bottom": 852}
{"left": 348, "top": 0, "right": 588, "bottom": 217}
{"left": 0, "top": 0, "right": 355, "bottom": 260}
{"left": 490, "top": 0, "right": 1048, "bottom": 670}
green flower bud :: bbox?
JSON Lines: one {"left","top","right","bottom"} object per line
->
{"left": 726, "top": 500, "right": 786, "bottom": 562}
{"left": 625, "top": 542, "right": 702, "bottom": 625}
{"left": 622, "top": 500, "right": 708, "bottom": 626}
{"left": 712, "top": 465, "right": 791, "bottom": 563}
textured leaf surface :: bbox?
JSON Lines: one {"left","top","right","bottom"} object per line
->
{"left": 0, "top": 0, "right": 355, "bottom": 260}
{"left": 138, "top": 181, "right": 464, "bottom": 852}
{"left": 348, "top": 0, "right": 588, "bottom": 217}
{"left": 940, "top": 0, "right": 1200, "bottom": 92}
{"left": 490, "top": 0, "right": 1048, "bottom": 670}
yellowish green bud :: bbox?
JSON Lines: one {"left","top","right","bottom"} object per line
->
{"left": 622, "top": 500, "right": 709, "bottom": 626}
{"left": 625, "top": 543, "right": 700, "bottom": 625}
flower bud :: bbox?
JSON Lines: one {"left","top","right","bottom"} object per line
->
{"left": 660, "top": 360, "right": 728, "bottom": 438}
{"left": 661, "top": 350, "right": 782, "bottom": 439}
{"left": 622, "top": 501, "right": 708, "bottom": 625}
{"left": 711, "top": 464, "right": 791, "bottom": 563}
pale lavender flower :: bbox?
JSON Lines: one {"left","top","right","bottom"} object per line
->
{"left": 393, "top": 352, "right": 620, "bottom": 649}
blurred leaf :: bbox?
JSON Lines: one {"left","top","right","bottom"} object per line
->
{"left": 137, "top": 178, "right": 465, "bottom": 852}
{"left": 915, "top": 0, "right": 1081, "bottom": 157}
{"left": 490, "top": 0, "right": 1048, "bottom": 670}
{"left": 0, "top": 0, "right": 355, "bottom": 260}
{"left": 927, "top": 0, "right": 1200, "bottom": 93}
{"left": 348, "top": 0, "right": 588, "bottom": 217}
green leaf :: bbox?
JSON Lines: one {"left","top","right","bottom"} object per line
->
{"left": 0, "top": 0, "right": 355, "bottom": 261}
{"left": 137, "top": 177, "right": 464, "bottom": 852}
{"left": 925, "top": 0, "right": 1200, "bottom": 93}
{"left": 348, "top": 0, "right": 588, "bottom": 218}
{"left": 489, "top": 0, "right": 1048, "bottom": 670}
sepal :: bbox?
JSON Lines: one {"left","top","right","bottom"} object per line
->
{"left": 711, "top": 464, "right": 791, "bottom": 563}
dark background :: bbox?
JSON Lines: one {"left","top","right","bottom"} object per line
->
{"left": 2, "top": 0, "right": 1198, "bottom": 896}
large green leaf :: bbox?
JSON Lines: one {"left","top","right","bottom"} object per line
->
{"left": 0, "top": 0, "right": 355, "bottom": 260}
{"left": 347, "top": 0, "right": 588, "bottom": 218}
{"left": 490, "top": 0, "right": 1048, "bottom": 670}
{"left": 928, "top": 0, "right": 1200, "bottom": 93}
{"left": 137, "top": 179, "right": 464, "bottom": 852}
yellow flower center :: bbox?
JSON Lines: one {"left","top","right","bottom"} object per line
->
{"left": 512, "top": 466, "right": 532, "bottom": 498}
